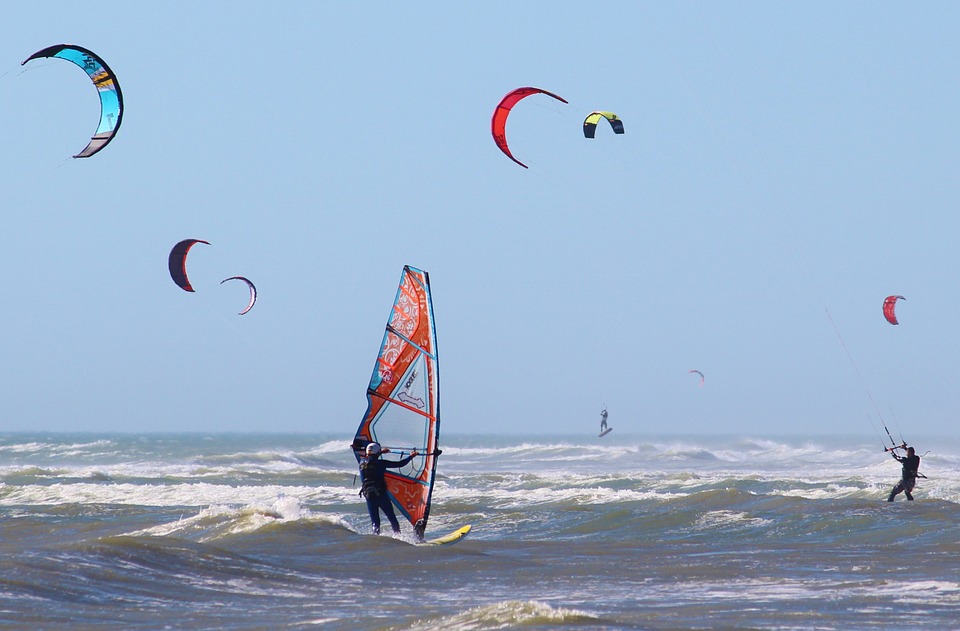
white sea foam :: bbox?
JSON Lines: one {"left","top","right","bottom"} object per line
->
{"left": 434, "top": 477, "right": 685, "bottom": 509}
{"left": 0, "top": 439, "right": 116, "bottom": 456}
{"left": 639, "top": 576, "right": 960, "bottom": 608}
{"left": 406, "top": 600, "right": 595, "bottom": 630}
{"left": 302, "top": 439, "right": 354, "bottom": 455}
{"left": 0, "top": 457, "right": 346, "bottom": 484}
{"left": 695, "top": 509, "right": 773, "bottom": 530}
{"left": 2, "top": 432, "right": 960, "bottom": 630}
{"left": 0, "top": 482, "right": 356, "bottom": 507}
{"left": 125, "top": 497, "right": 354, "bottom": 542}
{"left": 289, "top": 618, "right": 342, "bottom": 627}
{"left": 0, "top": 442, "right": 51, "bottom": 454}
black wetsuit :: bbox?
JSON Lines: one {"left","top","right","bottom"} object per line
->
{"left": 888, "top": 453, "right": 921, "bottom": 501}
{"left": 359, "top": 453, "right": 415, "bottom": 534}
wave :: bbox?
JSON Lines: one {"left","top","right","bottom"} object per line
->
{"left": 403, "top": 600, "right": 603, "bottom": 631}
{"left": 196, "top": 440, "right": 349, "bottom": 469}
{"left": 439, "top": 435, "right": 915, "bottom": 476}
{"left": 0, "top": 439, "right": 117, "bottom": 457}
{"left": 22, "top": 534, "right": 326, "bottom": 603}
{"left": 434, "top": 480, "right": 960, "bottom": 549}
{"left": 5, "top": 433, "right": 960, "bottom": 631}
{"left": 0, "top": 481, "right": 356, "bottom": 508}
{"left": 125, "top": 496, "right": 355, "bottom": 543}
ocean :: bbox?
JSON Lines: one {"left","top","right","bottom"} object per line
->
{"left": 1, "top": 432, "right": 959, "bottom": 630}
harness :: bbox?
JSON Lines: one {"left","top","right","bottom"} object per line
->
{"left": 900, "top": 455, "right": 921, "bottom": 480}
{"left": 359, "top": 458, "right": 385, "bottom": 499}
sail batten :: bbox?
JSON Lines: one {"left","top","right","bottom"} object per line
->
{"left": 353, "top": 266, "right": 440, "bottom": 539}
{"left": 371, "top": 393, "right": 437, "bottom": 419}
{"left": 383, "top": 329, "right": 436, "bottom": 358}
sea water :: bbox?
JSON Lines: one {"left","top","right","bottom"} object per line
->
{"left": 1, "top": 432, "right": 959, "bottom": 629}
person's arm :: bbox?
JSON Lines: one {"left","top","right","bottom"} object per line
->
{"left": 382, "top": 450, "right": 418, "bottom": 468}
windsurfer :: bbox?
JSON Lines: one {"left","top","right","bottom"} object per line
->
{"left": 359, "top": 442, "right": 419, "bottom": 534}
{"left": 887, "top": 446, "right": 921, "bottom": 502}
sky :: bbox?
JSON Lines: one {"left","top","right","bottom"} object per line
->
{"left": 1, "top": 3, "right": 959, "bottom": 438}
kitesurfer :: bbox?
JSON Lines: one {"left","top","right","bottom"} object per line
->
{"left": 359, "top": 442, "right": 418, "bottom": 535}
{"left": 600, "top": 408, "right": 608, "bottom": 433}
{"left": 887, "top": 446, "right": 921, "bottom": 502}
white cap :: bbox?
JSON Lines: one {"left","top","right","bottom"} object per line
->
{"left": 366, "top": 442, "right": 381, "bottom": 456}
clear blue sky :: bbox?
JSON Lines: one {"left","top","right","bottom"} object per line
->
{"left": 1, "top": 3, "right": 958, "bottom": 438}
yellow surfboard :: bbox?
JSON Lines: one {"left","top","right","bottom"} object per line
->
{"left": 422, "top": 524, "right": 472, "bottom": 546}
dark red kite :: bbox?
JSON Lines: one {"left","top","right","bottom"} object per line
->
{"left": 168, "top": 239, "right": 210, "bottom": 292}
{"left": 883, "top": 295, "right": 905, "bottom": 325}
{"left": 491, "top": 87, "right": 568, "bottom": 168}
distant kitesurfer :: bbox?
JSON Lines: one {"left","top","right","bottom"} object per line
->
{"left": 358, "top": 442, "right": 418, "bottom": 534}
{"left": 600, "top": 407, "right": 608, "bottom": 433}
{"left": 888, "top": 446, "right": 921, "bottom": 502}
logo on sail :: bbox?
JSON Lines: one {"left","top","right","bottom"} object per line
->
{"left": 398, "top": 370, "right": 425, "bottom": 409}
{"left": 398, "top": 392, "right": 425, "bottom": 409}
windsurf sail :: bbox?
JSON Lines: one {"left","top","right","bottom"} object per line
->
{"left": 352, "top": 266, "right": 440, "bottom": 541}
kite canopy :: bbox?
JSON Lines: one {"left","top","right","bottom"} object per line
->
{"left": 168, "top": 239, "right": 210, "bottom": 292}
{"left": 583, "top": 111, "right": 624, "bottom": 138}
{"left": 22, "top": 44, "right": 123, "bottom": 158}
{"left": 689, "top": 369, "right": 705, "bottom": 386}
{"left": 883, "top": 295, "right": 905, "bottom": 325}
{"left": 221, "top": 276, "right": 257, "bottom": 315}
{"left": 491, "top": 87, "right": 568, "bottom": 168}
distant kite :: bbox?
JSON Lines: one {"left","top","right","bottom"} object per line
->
{"left": 491, "top": 87, "right": 568, "bottom": 168}
{"left": 689, "top": 369, "right": 705, "bottom": 386}
{"left": 22, "top": 44, "right": 123, "bottom": 158}
{"left": 168, "top": 239, "right": 210, "bottom": 292}
{"left": 583, "top": 111, "right": 624, "bottom": 138}
{"left": 221, "top": 276, "right": 257, "bottom": 315}
{"left": 883, "top": 295, "right": 905, "bottom": 325}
